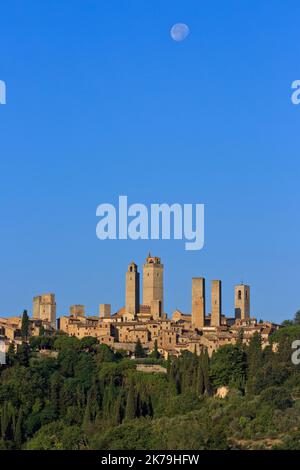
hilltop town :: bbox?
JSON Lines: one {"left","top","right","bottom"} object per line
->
{"left": 0, "top": 254, "right": 279, "bottom": 357}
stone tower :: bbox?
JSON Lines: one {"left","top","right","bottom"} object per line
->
{"left": 33, "top": 293, "right": 56, "bottom": 329}
{"left": 192, "top": 277, "right": 205, "bottom": 328}
{"left": 211, "top": 280, "right": 221, "bottom": 327}
{"left": 235, "top": 284, "right": 250, "bottom": 320}
{"left": 70, "top": 305, "right": 85, "bottom": 317}
{"left": 99, "top": 304, "right": 111, "bottom": 319}
{"left": 142, "top": 253, "right": 164, "bottom": 315}
{"left": 125, "top": 262, "right": 140, "bottom": 316}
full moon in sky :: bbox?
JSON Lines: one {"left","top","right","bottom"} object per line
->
{"left": 170, "top": 23, "right": 190, "bottom": 42}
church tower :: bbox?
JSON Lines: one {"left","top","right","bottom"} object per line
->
{"left": 125, "top": 262, "right": 140, "bottom": 316}
{"left": 142, "top": 253, "right": 164, "bottom": 315}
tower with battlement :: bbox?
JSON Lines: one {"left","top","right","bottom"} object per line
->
{"left": 142, "top": 254, "right": 164, "bottom": 316}
{"left": 33, "top": 293, "right": 56, "bottom": 329}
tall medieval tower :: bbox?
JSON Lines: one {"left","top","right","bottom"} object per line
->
{"left": 192, "top": 277, "right": 205, "bottom": 328}
{"left": 33, "top": 293, "right": 56, "bottom": 329}
{"left": 125, "top": 262, "right": 140, "bottom": 316}
{"left": 142, "top": 254, "right": 164, "bottom": 315}
{"left": 211, "top": 280, "right": 222, "bottom": 327}
{"left": 235, "top": 284, "right": 250, "bottom": 320}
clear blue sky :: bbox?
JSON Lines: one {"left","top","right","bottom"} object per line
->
{"left": 0, "top": 0, "right": 299, "bottom": 323}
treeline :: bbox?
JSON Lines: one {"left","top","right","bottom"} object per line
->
{"left": 0, "top": 315, "right": 300, "bottom": 450}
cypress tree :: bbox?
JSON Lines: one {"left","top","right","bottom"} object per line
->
{"left": 247, "top": 332, "right": 263, "bottom": 395}
{"left": 14, "top": 408, "right": 22, "bottom": 449}
{"left": 6, "top": 343, "right": 15, "bottom": 366}
{"left": 202, "top": 348, "right": 211, "bottom": 395}
{"left": 113, "top": 394, "right": 123, "bottom": 425}
{"left": 197, "top": 354, "right": 205, "bottom": 395}
{"left": 166, "top": 353, "right": 171, "bottom": 375}
{"left": 134, "top": 339, "right": 146, "bottom": 358}
{"left": 125, "top": 380, "right": 136, "bottom": 421}
{"left": 152, "top": 339, "right": 160, "bottom": 359}
{"left": 16, "top": 343, "right": 30, "bottom": 367}
{"left": 1, "top": 402, "right": 14, "bottom": 442}
{"left": 21, "top": 310, "right": 29, "bottom": 340}
{"left": 50, "top": 372, "right": 62, "bottom": 418}
{"left": 82, "top": 394, "right": 92, "bottom": 430}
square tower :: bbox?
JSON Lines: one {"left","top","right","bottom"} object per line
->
{"left": 192, "top": 278, "right": 205, "bottom": 329}
{"left": 99, "top": 304, "right": 111, "bottom": 319}
{"left": 125, "top": 262, "right": 140, "bottom": 316}
{"left": 235, "top": 284, "right": 250, "bottom": 320}
{"left": 211, "top": 280, "right": 221, "bottom": 327}
{"left": 33, "top": 293, "right": 56, "bottom": 329}
{"left": 142, "top": 254, "right": 164, "bottom": 315}
{"left": 70, "top": 305, "right": 85, "bottom": 317}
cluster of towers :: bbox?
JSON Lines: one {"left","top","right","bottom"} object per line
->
{"left": 31, "top": 255, "right": 251, "bottom": 330}
{"left": 192, "top": 278, "right": 250, "bottom": 328}
{"left": 125, "top": 254, "right": 164, "bottom": 318}
{"left": 125, "top": 254, "right": 250, "bottom": 328}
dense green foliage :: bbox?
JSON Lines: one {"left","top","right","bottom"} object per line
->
{"left": 1, "top": 321, "right": 300, "bottom": 450}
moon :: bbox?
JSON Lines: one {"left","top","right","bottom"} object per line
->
{"left": 170, "top": 23, "right": 190, "bottom": 42}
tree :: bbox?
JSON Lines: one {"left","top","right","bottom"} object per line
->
{"left": 134, "top": 339, "right": 146, "bottom": 358}
{"left": 210, "top": 345, "right": 246, "bottom": 390}
{"left": 260, "top": 386, "right": 293, "bottom": 410}
{"left": 82, "top": 394, "right": 93, "bottom": 431}
{"left": 196, "top": 356, "right": 204, "bottom": 395}
{"left": 202, "top": 349, "right": 212, "bottom": 395}
{"left": 125, "top": 380, "right": 136, "bottom": 421}
{"left": 150, "top": 340, "right": 160, "bottom": 359}
{"left": 39, "top": 325, "right": 45, "bottom": 336}
{"left": 113, "top": 394, "right": 123, "bottom": 426}
{"left": 26, "top": 421, "right": 86, "bottom": 450}
{"left": 94, "top": 344, "right": 116, "bottom": 363}
{"left": 294, "top": 310, "right": 300, "bottom": 325}
{"left": 80, "top": 336, "right": 98, "bottom": 352}
{"left": 236, "top": 328, "right": 244, "bottom": 349}
{"left": 53, "top": 335, "right": 81, "bottom": 351}
{"left": 21, "top": 310, "right": 29, "bottom": 340}
{"left": 16, "top": 343, "right": 30, "bottom": 367}
{"left": 6, "top": 343, "right": 15, "bottom": 366}
{"left": 14, "top": 408, "right": 23, "bottom": 449}
{"left": 50, "top": 372, "right": 63, "bottom": 419}
{"left": 167, "top": 353, "right": 172, "bottom": 375}
{"left": 246, "top": 332, "right": 263, "bottom": 395}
